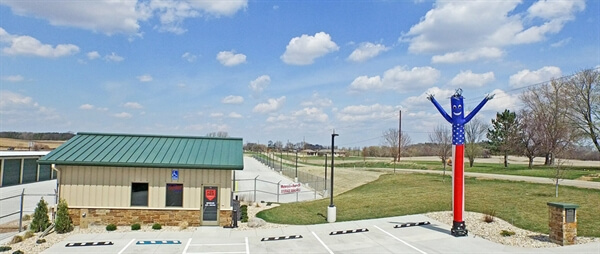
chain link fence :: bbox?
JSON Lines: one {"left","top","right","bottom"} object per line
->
{"left": 251, "top": 154, "right": 330, "bottom": 194}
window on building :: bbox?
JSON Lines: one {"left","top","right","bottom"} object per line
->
{"left": 131, "top": 183, "right": 148, "bottom": 206}
{"left": 166, "top": 184, "right": 183, "bottom": 207}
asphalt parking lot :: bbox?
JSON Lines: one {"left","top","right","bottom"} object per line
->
{"left": 41, "top": 214, "right": 599, "bottom": 254}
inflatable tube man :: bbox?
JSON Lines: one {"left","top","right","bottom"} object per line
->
{"left": 428, "top": 89, "right": 493, "bottom": 237}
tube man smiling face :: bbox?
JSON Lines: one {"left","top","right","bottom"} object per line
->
{"left": 451, "top": 94, "right": 465, "bottom": 125}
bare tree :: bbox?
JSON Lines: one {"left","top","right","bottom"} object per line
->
{"left": 429, "top": 124, "right": 451, "bottom": 179}
{"left": 382, "top": 128, "right": 412, "bottom": 162}
{"left": 382, "top": 128, "right": 399, "bottom": 161}
{"left": 518, "top": 109, "right": 544, "bottom": 169}
{"left": 565, "top": 69, "right": 600, "bottom": 153}
{"left": 206, "top": 131, "right": 229, "bottom": 138}
{"left": 464, "top": 117, "right": 487, "bottom": 167}
{"left": 520, "top": 80, "right": 573, "bottom": 165}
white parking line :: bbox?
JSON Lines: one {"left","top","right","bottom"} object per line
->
{"left": 373, "top": 225, "right": 427, "bottom": 254}
{"left": 118, "top": 238, "right": 136, "bottom": 254}
{"left": 245, "top": 237, "right": 249, "bottom": 254}
{"left": 183, "top": 238, "right": 248, "bottom": 254}
{"left": 183, "top": 238, "right": 192, "bottom": 254}
{"left": 311, "top": 231, "right": 334, "bottom": 254}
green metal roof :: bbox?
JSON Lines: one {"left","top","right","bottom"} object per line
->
{"left": 39, "top": 132, "right": 243, "bottom": 170}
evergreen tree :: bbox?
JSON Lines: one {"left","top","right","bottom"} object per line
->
{"left": 55, "top": 199, "right": 73, "bottom": 233}
{"left": 30, "top": 198, "right": 50, "bottom": 232}
{"left": 487, "top": 109, "right": 521, "bottom": 168}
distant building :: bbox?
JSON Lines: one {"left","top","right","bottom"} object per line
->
{"left": 0, "top": 151, "right": 54, "bottom": 187}
{"left": 39, "top": 132, "right": 243, "bottom": 227}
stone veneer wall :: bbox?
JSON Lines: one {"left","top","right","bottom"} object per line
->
{"left": 548, "top": 205, "right": 577, "bottom": 245}
{"left": 68, "top": 208, "right": 232, "bottom": 227}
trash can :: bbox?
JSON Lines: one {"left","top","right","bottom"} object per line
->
{"left": 547, "top": 202, "right": 579, "bottom": 246}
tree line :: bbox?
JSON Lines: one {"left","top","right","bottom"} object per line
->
{"left": 0, "top": 132, "right": 75, "bottom": 140}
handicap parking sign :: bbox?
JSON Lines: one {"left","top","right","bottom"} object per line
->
{"left": 171, "top": 169, "right": 179, "bottom": 180}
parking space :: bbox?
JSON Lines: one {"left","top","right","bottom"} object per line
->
{"left": 42, "top": 215, "right": 598, "bottom": 254}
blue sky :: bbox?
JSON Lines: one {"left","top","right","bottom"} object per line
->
{"left": 1, "top": 0, "right": 598, "bottom": 147}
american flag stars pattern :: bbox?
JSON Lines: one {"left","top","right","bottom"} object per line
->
{"left": 453, "top": 123, "right": 465, "bottom": 145}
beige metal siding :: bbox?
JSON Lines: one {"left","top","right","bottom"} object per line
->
{"left": 58, "top": 166, "right": 232, "bottom": 209}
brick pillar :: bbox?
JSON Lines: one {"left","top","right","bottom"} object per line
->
{"left": 547, "top": 202, "right": 578, "bottom": 246}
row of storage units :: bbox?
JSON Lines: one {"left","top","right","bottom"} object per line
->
{"left": 0, "top": 151, "right": 56, "bottom": 187}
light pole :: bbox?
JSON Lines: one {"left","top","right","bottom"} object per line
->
{"left": 295, "top": 150, "right": 298, "bottom": 182}
{"left": 328, "top": 131, "right": 339, "bottom": 223}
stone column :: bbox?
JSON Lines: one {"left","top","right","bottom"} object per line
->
{"left": 547, "top": 202, "right": 578, "bottom": 246}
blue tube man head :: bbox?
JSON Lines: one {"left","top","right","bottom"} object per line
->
{"left": 450, "top": 90, "right": 465, "bottom": 124}
{"left": 427, "top": 88, "right": 494, "bottom": 128}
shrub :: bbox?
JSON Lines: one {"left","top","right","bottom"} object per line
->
{"left": 240, "top": 204, "right": 249, "bottom": 223}
{"left": 23, "top": 231, "right": 35, "bottom": 239}
{"left": 483, "top": 210, "right": 496, "bottom": 223}
{"left": 30, "top": 198, "right": 50, "bottom": 233}
{"left": 106, "top": 224, "right": 117, "bottom": 231}
{"left": 131, "top": 223, "right": 141, "bottom": 230}
{"left": 12, "top": 250, "right": 24, "bottom": 254}
{"left": 55, "top": 199, "right": 73, "bottom": 233}
{"left": 152, "top": 223, "right": 162, "bottom": 230}
{"left": 0, "top": 246, "right": 11, "bottom": 252}
{"left": 22, "top": 214, "right": 31, "bottom": 221}
{"left": 9, "top": 236, "right": 23, "bottom": 244}
{"left": 36, "top": 238, "right": 47, "bottom": 244}
{"left": 178, "top": 221, "right": 188, "bottom": 230}
{"left": 500, "top": 230, "right": 515, "bottom": 237}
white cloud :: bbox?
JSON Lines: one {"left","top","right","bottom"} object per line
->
{"left": 1, "top": 0, "right": 248, "bottom": 35}
{"left": 281, "top": 32, "right": 339, "bottom": 65}
{"left": 293, "top": 107, "right": 328, "bottom": 123}
{"left": 182, "top": 52, "right": 197, "bottom": 62}
{"left": 485, "top": 89, "right": 520, "bottom": 112}
{"left": 1, "top": 1, "right": 148, "bottom": 35}
{"left": 0, "top": 27, "right": 79, "bottom": 58}
{"left": 249, "top": 75, "right": 271, "bottom": 93}
{"left": 300, "top": 93, "right": 333, "bottom": 107}
{"left": 87, "top": 51, "right": 100, "bottom": 60}
{"left": 228, "top": 112, "right": 242, "bottom": 118}
{"left": 151, "top": 0, "right": 247, "bottom": 34}
{"left": 222, "top": 95, "right": 244, "bottom": 104}
{"left": 253, "top": 96, "right": 286, "bottom": 113}
{"left": 432, "top": 47, "right": 504, "bottom": 63}
{"left": 1, "top": 75, "right": 24, "bottom": 82}
{"left": 0, "top": 90, "right": 61, "bottom": 123}
{"left": 337, "top": 103, "right": 400, "bottom": 122}
{"left": 123, "top": 102, "right": 143, "bottom": 109}
{"left": 347, "top": 42, "right": 389, "bottom": 62}
{"left": 402, "top": 0, "right": 585, "bottom": 57}
{"left": 137, "top": 74, "right": 153, "bottom": 82}
{"left": 449, "top": 70, "right": 495, "bottom": 88}
{"left": 113, "top": 112, "right": 132, "bottom": 118}
{"left": 210, "top": 112, "right": 224, "bottom": 118}
{"left": 104, "top": 52, "right": 124, "bottom": 62}
{"left": 80, "top": 104, "right": 94, "bottom": 110}
{"left": 349, "top": 66, "right": 440, "bottom": 92}
{"left": 550, "top": 37, "right": 571, "bottom": 48}
{"left": 509, "top": 66, "right": 562, "bottom": 88}
{"left": 216, "top": 50, "right": 246, "bottom": 66}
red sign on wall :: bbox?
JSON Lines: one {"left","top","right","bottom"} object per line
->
{"left": 205, "top": 189, "right": 216, "bottom": 201}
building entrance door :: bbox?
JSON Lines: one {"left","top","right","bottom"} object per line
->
{"left": 201, "top": 186, "right": 219, "bottom": 225}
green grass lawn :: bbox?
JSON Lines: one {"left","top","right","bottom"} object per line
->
{"left": 257, "top": 173, "right": 600, "bottom": 237}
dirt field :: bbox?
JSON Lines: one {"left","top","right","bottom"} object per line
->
{"left": 0, "top": 138, "right": 64, "bottom": 150}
